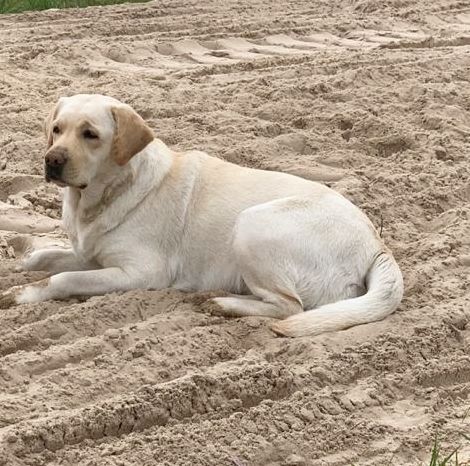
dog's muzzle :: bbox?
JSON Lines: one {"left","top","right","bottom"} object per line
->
{"left": 45, "top": 147, "right": 68, "bottom": 182}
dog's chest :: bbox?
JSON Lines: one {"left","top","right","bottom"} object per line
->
{"left": 67, "top": 216, "right": 102, "bottom": 261}
{"left": 63, "top": 196, "right": 107, "bottom": 263}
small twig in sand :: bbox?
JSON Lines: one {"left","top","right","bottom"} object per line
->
{"left": 231, "top": 457, "right": 247, "bottom": 466}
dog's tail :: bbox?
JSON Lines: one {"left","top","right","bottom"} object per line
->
{"left": 271, "top": 251, "right": 404, "bottom": 338}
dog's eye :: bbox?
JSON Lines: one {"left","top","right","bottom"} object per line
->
{"left": 52, "top": 126, "right": 60, "bottom": 134}
{"left": 83, "top": 129, "right": 98, "bottom": 140}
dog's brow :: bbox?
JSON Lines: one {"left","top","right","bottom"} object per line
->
{"left": 79, "top": 119, "right": 99, "bottom": 131}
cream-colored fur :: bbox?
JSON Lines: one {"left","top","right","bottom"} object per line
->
{"left": 1, "top": 94, "right": 404, "bottom": 337}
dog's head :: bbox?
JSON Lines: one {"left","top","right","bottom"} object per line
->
{"left": 43, "top": 94, "right": 154, "bottom": 189}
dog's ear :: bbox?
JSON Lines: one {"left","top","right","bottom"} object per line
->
{"left": 43, "top": 99, "right": 62, "bottom": 149}
{"left": 111, "top": 106, "right": 154, "bottom": 166}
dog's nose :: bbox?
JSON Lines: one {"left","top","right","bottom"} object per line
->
{"left": 45, "top": 150, "right": 68, "bottom": 168}
{"left": 45, "top": 148, "right": 68, "bottom": 180}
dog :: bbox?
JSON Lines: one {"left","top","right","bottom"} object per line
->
{"left": 0, "top": 94, "right": 404, "bottom": 337}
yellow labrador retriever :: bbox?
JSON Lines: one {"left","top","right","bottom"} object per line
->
{"left": 1, "top": 94, "right": 403, "bottom": 337}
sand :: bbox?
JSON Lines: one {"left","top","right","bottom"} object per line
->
{"left": 0, "top": 0, "right": 469, "bottom": 464}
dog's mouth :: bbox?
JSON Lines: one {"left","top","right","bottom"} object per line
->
{"left": 45, "top": 175, "right": 67, "bottom": 187}
{"left": 45, "top": 175, "right": 87, "bottom": 190}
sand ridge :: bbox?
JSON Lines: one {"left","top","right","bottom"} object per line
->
{"left": 0, "top": 0, "right": 469, "bottom": 464}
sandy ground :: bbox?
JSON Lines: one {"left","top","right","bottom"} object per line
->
{"left": 0, "top": 0, "right": 469, "bottom": 464}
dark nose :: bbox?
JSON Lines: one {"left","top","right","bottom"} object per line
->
{"left": 45, "top": 148, "right": 68, "bottom": 180}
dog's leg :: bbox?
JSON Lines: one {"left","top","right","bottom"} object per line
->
{"left": 0, "top": 267, "right": 151, "bottom": 308}
{"left": 21, "top": 248, "right": 94, "bottom": 274}
{"left": 207, "top": 269, "right": 304, "bottom": 319}
{"left": 211, "top": 293, "right": 301, "bottom": 319}
{"left": 206, "top": 200, "right": 310, "bottom": 320}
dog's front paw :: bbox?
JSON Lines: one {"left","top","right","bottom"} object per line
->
{"left": 0, "top": 280, "right": 50, "bottom": 309}
{"left": 0, "top": 286, "right": 23, "bottom": 309}
{"left": 20, "top": 250, "right": 44, "bottom": 272}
